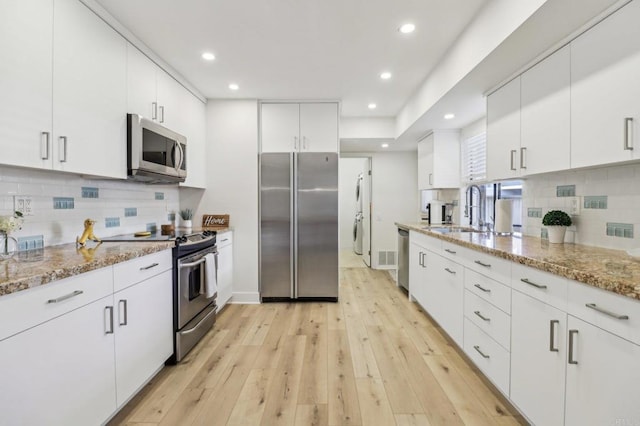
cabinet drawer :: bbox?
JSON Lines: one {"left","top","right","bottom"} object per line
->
{"left": 511, "top": 263, "right": 568, "bottom": 311}
{"left": 567, "top": 280, "right": 640, "bottom": 346}
{"left": 113, "top": 249, "right": 172, "bottom": 293}
{"left": 465, "top": 250, "right": 511, "bottom": 286}
{"left": 439, "top": 256, "right": 464, "bottom": 286}
{"left": 463, "top": 318, "right": 510, "bottom": 396}
{"left": 441, "top": 240, "right": 471, "bottom": 262}
{"left": 464, "top": 268, "right": 512, "bottom": 314}
{"left": 464, "top": 290, "right": 511, "bottom": 350}
{"left": 217, "top": 231, "right": 233, "bottom": 248}
{"left": 0, "top": 267, "right": 113, "bottom": 341}
{"left": 410, "top": 230, "right": 441, "bottom": 252}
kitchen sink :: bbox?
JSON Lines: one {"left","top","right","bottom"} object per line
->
{"left": 424, "top": 226, "right": 483, "bottom": 234}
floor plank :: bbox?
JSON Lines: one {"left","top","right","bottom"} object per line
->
{"left": 294, "top": 404, "right": 329, "bottom": 426}
{"left": 327, "top": 330, "right": 361, "bottom": 426}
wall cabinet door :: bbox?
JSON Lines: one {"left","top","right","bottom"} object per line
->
{"left": 486, "top": 77, "right": 521, "bottom": 181}
{"left": 564, "top": 315, "right": 640, "bottom": 426}
{"left": 114, "top": 270, "right": 173, "bottom": 407}
{"left": 217, "top": 234, "right": 234, "bottom": 310}
{"left": 52, "top": 0, "right": 127, "bottom": 179}
{"left": 299, "top": 103, "right": 338, "bottom": 152}
{"left": 571, "top": 0, "right": 640, "bottom": 168}
{"left": 156, "top": 69, "right": 186, "bottom": 132}
{"left": 510, "top": 290, "right": 567, "bottom": 426}
{"left": 521, "top": 45, "right": 571, "bottom": 176}
{"left": 261, "top": 103, "right": 300, "bottom": 152}
{"left": 0, "top": 295, "right": 117, "bottom": 426}
{"left": 127, "top": 43, "right": 158, "bottom": 120}
{"left": 417, "top": 134, "right": 434, "bottom": 190}
{"left": 180, "top": 92, "right": 207, "bottom": 188}
{"left": 418, "top": 131, "right": 460, "bottom": 190}
{"left": 0, "top": 0, "right": 53, "bottom": 170}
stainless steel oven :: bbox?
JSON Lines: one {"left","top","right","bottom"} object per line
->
{"left": 172, "top": 231, "right": 217, "bottom": 362}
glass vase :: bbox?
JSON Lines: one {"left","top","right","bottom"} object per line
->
{"left": 0, "top": 232, "right": 18, "bottom": 259}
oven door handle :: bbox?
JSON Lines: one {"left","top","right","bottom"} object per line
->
{"left": 179, "top": 258, "right": 207, "bottom": 269}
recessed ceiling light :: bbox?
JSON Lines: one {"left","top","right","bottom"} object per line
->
{"left": 228, "top": 83, "right": 239, "bottom": 91}
{"left": 368, "top": 103, "right": 377, "bottom": 110}
{"left": 380, "top": 72, "right": 392, "bottom": 80}
{"left": 201, "top": 52, "right": 215, "bottom": 61}
{"left": 381, "top": 143, "right": 389, "bottom": 148}
{"left": 399, "top": 23, "right": 416, "bottom": 34}
{"left": 444, "top": 113, "right": 455, "bottom": 120}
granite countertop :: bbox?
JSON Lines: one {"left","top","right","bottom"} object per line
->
{"left": 0, "top": 241, "right": 174, "bottom": 298}
{"left": 397, "top": 222, "right": 640, "bottom": 302}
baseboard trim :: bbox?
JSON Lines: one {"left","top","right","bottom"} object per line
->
{"left": 229, "top": 291, "right": 260, "bottom": 304}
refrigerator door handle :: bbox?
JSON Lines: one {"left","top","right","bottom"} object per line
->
{"left": 292, "top": 152, "right": 298, "bottom": 299}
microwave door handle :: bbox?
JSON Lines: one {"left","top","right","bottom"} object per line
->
{"left": 174, "top": 141, "right": 184, "bottom": 172}
{"left": 178, "top": 141, "right": 185, "bottom": 171}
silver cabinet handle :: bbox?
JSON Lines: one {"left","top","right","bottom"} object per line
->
{"left": 41, "top": 132, "right": 50, "bottom": 160}
{"left": 445, "top": 248, "right": 456, "bottom": 254}
{"left": 419, "top": 252, "right": 425, "bottom": 267}
{"left": 520, "top": 147, "right": 527, "bottom": 169}
{"left": 105, "top": 306, "right": 114, "bottom": 334}
{"left": 444, "top": 268, "right": 456, "bottom": 275}
{"left": 510, "top": 150, "right": 517, "bottom": 171}
{"left": 474, "top": 311, "right": 490, "bottom": 322}
{"left": 428, "top": 173, "right": 433, "bottom": 186}
{"left": 568, "top": 329, "right": 578, "bottom": 364}
{"left": 474, "top": 284, "right": 491, "bottom": 293}
{"left": 159, "top": 105, "right": 165, "bottom": 123}
{"left": 152, "top": 102, "right": 158, "bottom": 120}
{"left": 294, "top": 136, "right": 298, "bottom": 150}
{"left": 140, "top": 262, "right": 159, "bottom": 271}
{"left": 47, "top": 290, "right": 83, "bottom": 304}
{"left": 549, "top": 319, "right": 559, "bottom": 352}
{"left": 59, "top": 136, "right": 67, "bottom": 163}
{"left": 221, "top": 238, "right": 229, "bottom": 242}
{"left": 118, "top": 299, "right": 128, "bottom": 326}
{"left": 520, "top": 278, "right": 547, "bottom": 289}
{"left": 474, "top": 260, "right": 491, "bottom": 268}
{"left": 624, "top": 117, "right": 633, "bottom": 150}
{"left": 585, "top": 303, "right": 629, "bottom": 320}
{"left": 474, "top": 345, "right": 490, "bottom": 359}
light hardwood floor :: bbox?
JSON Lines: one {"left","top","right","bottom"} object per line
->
{"left": 109, "top": 266, "right": 525, "bottom": 426}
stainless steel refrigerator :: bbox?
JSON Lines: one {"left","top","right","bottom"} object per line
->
{"left": 260, "top": 152, "right": 339, "bottom": 301}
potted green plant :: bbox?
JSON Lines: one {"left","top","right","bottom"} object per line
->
{"left": 542, "top": 210, "right": 572, "bottom": 244}
{"left": 179, "top": 209, "right": 194, "bottom": 229}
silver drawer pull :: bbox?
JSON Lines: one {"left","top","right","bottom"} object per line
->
{"left": 520, "top": 278, "right": 547, "bottom": 289}
{"left": 445, "top": 249, "right": 456, "bottom": 254}
{"left": 474, "top": 284, "right": 491, "bottom": 293}
{"left": 474, "top": 260, "right": 491, "bottom": 268}
{"left": 474, "top": 311, "right": 490, "bottom": 322}
{"left": 474, "top": 345, "right": 490, "bottom": 359}
{"left": 585, "top": 303, "right": 629, "bottom": 320}
{"left": 221, "top": 238, "right": 229, "bottom": 242}
{"left": 140, "top": 262, "right": 159, "bottom": 271}
{"left": 568, "top": 330, "right": 578, "bottom": 365}
{"left": 444, "top": 268, "right": 456, "bottom": 275}
{"left": 47, "top": 290, "right": 83, "bottom": 304}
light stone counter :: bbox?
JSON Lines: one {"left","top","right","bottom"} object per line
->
{"left": 0, "top": 241, "right": 174, "bottom": 297}
{"left": 398, "top": 222, "right": 640, "bottom": 301}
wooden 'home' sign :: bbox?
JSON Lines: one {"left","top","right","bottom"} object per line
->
{"left": 202, "top": 214, "right": 230, "bottom": 229}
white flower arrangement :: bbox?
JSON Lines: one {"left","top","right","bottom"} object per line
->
{"left": 0, "top": 212, "right": 24, "bottom": 234}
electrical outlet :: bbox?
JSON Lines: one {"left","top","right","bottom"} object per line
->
{"left": 14, "top": 196, "right": 34, "bottom": 216}
{"left": 568, "top": 196, "right": 580, "bottom": 216}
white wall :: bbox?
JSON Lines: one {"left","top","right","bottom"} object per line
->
{"left": 0, "top": 165, "right": 178, "bottom": 247}
{"left": 345, "top": 151, "right": 420, "bottom": 269}
{"left": 340, "top": 117, "right": 395, "bottom": 139}
{"left": 339, "top": 158, "right": 367, "bottom": 249}
{"left": 187, "top": 100, "right": 260, "bottom": 303}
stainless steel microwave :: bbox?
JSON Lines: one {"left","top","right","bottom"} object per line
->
{"left": 127, "top": 113, "right": 187, "bottom": 183}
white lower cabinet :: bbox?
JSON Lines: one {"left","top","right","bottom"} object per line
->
{"left": 0, "top": 295, "right": 117, "bottom": 426}
{"left": 510, "top": 290, "right": 567, "bottom": 426}
{"left": 564, "top": 316, "right": 640, "bottom": 426}
{"left": 427, "top": 253, "right": 464, "bottom": 346}
{"left": 409, "top": 240, "right": 428, "bottom": 307}
{"left": 216, "top": 231, "right": 234, "bottom": 311}
{"left": 114, "top": 269, "right": 173, "bottom": 407}
{"left": 463, "top": 318, "right": 511, "bottom": 395}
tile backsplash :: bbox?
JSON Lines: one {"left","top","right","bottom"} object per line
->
{"left": 0, "top": 165, "right": 179, "bottom": 247}
{"left": 522, "top": 163, "right": 640, "bottom": 249}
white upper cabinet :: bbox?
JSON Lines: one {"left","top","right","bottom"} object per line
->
{"left": 0, "top": 0, "right": 53, "bottom": 170}
{"left": 261, "top": 102, "right": 339, "bottom": 152}
{"left": 299, "top": 103, "right": 339, "bottom": 152}
{"left": 521, "top": 45, "right": 571, "bottom": 176}
{"left": 418, "top": 130, "right": 460, "bottom": 190}
{"left": 53, "top": 0, "right": 127, "bottom": 179}
{"left": 180, "top": 93, "right": 207, "bottom": 188}
{"left": 571, "top": 0, "right": 640, "bottom": 168}
{"left": 126, "top": 44, "right": 159, "bottom": 120}
{"left": 486, "top": 77, "right": 521, "bottom": 181}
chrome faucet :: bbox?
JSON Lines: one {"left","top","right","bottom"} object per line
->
{"left": 465, "top": 184, "right": 486, "bottom": 228}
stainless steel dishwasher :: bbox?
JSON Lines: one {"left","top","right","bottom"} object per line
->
{"left": 397, "top": 228, "right": 409, "bottom": 291}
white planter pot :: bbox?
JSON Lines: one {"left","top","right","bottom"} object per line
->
{"left": 181, "top": 219, "right": 192, "bottom": 229}
{"left": 547, "top": 226, "right": 567, "bottom": 244}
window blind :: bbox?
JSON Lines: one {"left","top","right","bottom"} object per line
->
{"left": 461, "top": 132, "right": 486, "bottom": 183}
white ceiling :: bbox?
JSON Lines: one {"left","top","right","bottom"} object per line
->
{"left": 93, "top": 0, "right": 488, "bottom": 118}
